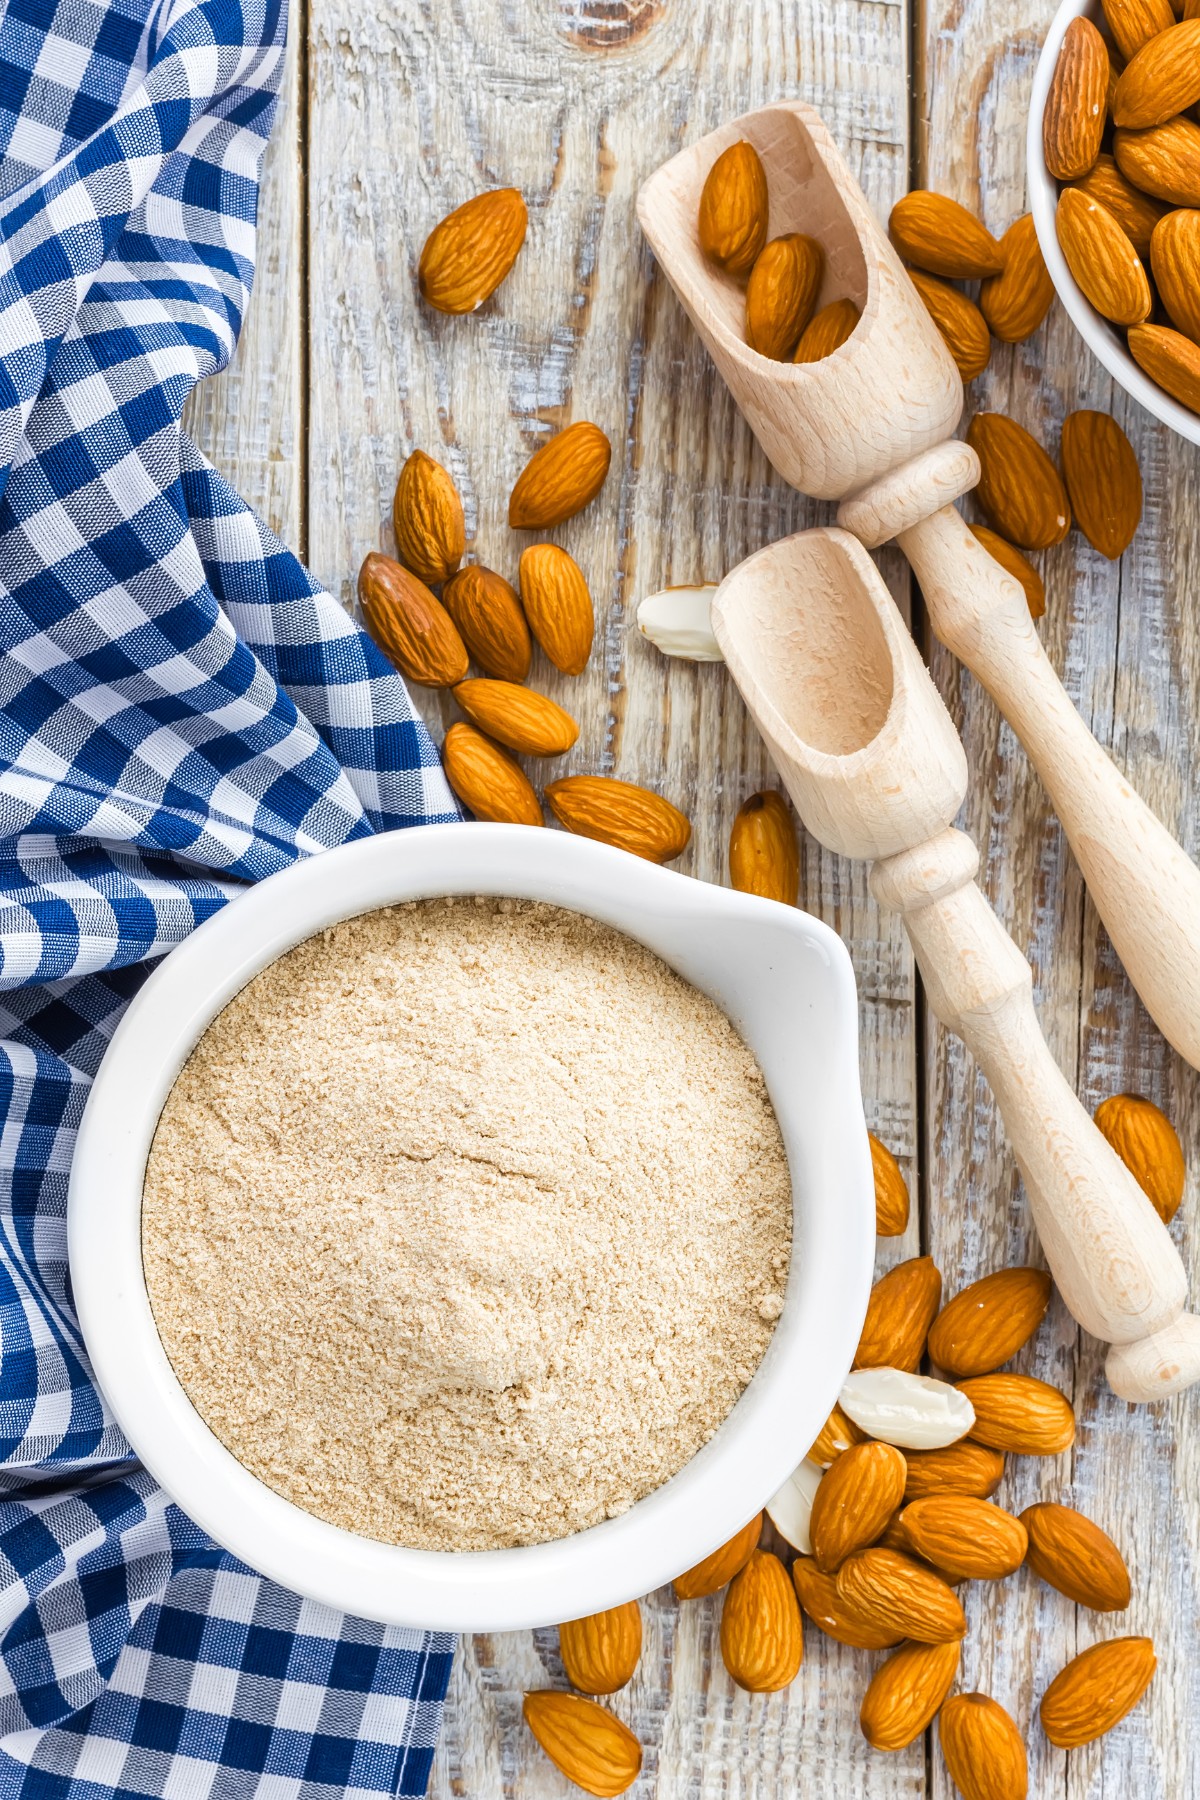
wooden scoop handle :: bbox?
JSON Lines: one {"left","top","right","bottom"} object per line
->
{"left": 871, "top": 827, "right": 1200, "bottom": 1400}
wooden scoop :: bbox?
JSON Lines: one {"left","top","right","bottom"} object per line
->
{"left": 637, "top": 101, "right": 1200, "bottom": 1076}
{"left": 713, "top": 529, "right": 1200, "bottom": 1403}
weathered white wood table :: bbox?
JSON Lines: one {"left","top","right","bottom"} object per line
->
{"left": 186, "top": 1, "right": 1200, "bottom": 1793}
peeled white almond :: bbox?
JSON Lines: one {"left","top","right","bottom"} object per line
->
{"left": 765, "top": 1457, "right": 824, "bottom": 1554}
{"left": 839, "top": 1367, "right": 975, "bottom": 1450}
{"left": 636, "top": 584, "right": 723, "bottom": 661}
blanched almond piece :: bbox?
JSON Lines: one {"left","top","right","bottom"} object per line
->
{"left": 809, "top": 1442, "right": 908, "bottom": 1572}
{"left": 765, "top": 1457, "right": 824, "bottom": 1554}
{"left": 840, "top": 1367, "right": 976, "bottom": 1450}
{"left": 861, "top": 1639, "right": 961, "bottom": 1751}
{"left": 728, "top": 791, "right": 800, "bottom": 904}
{"left": 636, "top": 584, "right": 722, "bottom": 661}
{"left": 674, "top": 1513, "right": 762, "bottom": 1599}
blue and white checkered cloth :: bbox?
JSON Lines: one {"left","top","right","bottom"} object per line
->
{"left": 0, "top": 0, "right": 463, "bottom": 1792}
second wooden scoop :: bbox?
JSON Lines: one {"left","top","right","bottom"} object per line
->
{"left": 637, "top": 101, "right": 1200, "bottom": 1075}
{"left": 713, "top": 528, "right": 1200, "bottom": 1404}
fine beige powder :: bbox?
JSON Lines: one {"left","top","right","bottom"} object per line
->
{"left": 142, "top": 897, "right": 792, "bottom": 1551}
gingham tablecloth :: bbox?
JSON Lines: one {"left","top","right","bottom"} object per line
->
{"left": 0, "top": 0, "right": 463, "bottom": 1792}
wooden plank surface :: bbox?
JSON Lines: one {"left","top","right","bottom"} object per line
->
{"left": 182, "top": 0, "right": 1199, "bottom": 1794}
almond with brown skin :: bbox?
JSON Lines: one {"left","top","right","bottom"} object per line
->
{"left": 518, "top": 543, "right": 594, "bottom": 675}
{"left": 674, "top": 1514, "right": 762, "bottom": 1599}
{"left": 698, "top": 140, "right": 769, "bottom": 276}
{"left": 869, "top": 1133, "right": 910, "bottom": 1236}
{"left": 441, "top": 566, "right": 532, "bottom": 682}
{"left": 1150, "top": 207, "right": 1200, "bottom": 340}
{"left": 559, "top": 1602, "right": 643, "bottom": 1695}
{"left": 1113, "top": 18, "right": 1200, "bottom": 125}
{"left": 1128, "top": 320, "right": 1200, "bottom": 409}
{"left": 1056, "top": 188, "right": 1153, "bottom": 325}
{"left": 907, "top": 271, "right": 991, "bottom": 380}
{"left": 418, "top": 189, "right": 528, "bottom": 315}
{"left": 358, "top": 552, "right": 469, "bottom": 687}
{"left": 791, "top": 1557, "right": 905, "bottom": 1649}
{"left": 509, "top": 422, "right": 612, "bottom": 530}
{"left": 1094, "top": 1092, "right": 1186, "bottom": 1221}
{"left": 1020, "top": 1502, "right": 1132, "bottom": 1610}
{"left": 968, "top": 526, "right": 1046, "bottom": 619}
{"left": 392, "top": 450, "right": 466, "bottom": 584}
{"left": 522, "top": 1692, "right": 641, "bottom": 1798}
{"left": 1114, "top": 116, "right": 1200, "bottom": 205}
{"left": 745, "top": 234, "right": 824, "bottom": 359}
{"left": 967, "top": 413, "right": 1072, "bottom": 549}
{"left": 720, "top": 1549, "right": 803, "bottom": 1691}
{"left": 807, "top": 1403, "right": 865, "bottom": 1467}
{"left": 939, "top": 1693, "right": 1028, "bottom": 1800}
{"left": 835, "top": 1547, "right": 967, "bottom": 1644}
{"left": 889, "top": 191, "right": 1004, "bottom": 278}
{"left": 1043, "top": 16, "right": 1110, "bottom": 180}
{"left": 729, "top": 791, "right": 800, "bottom": 904}
{"left": 1040, "top": 1637, "right": 1156, "bottom": 1746}
{"left": 1071, "top": 154, "right": 1168, "bottom": 255}
{"left": 442, "top": 723, "right": 542, "bottom": 827}
{"left": 854, "top": 1255, "right": 943, "bottom": 1371}
{"left": 899, "top": 1495, "right": 1028, "bottom": 1580}
{"left": 927, "top": 1266, "right": 1053, "bottom": 1377}
{"left": 860, "top": 1640, "right": 961, "bottom": 1751}
{"left": 546, "top": 776, "right": 691, "bottom": 863}
{"left": 1060, "top": 410, "right": 1143, "bottom": 558}
{"left": 1102, "top": 0, "right": 1176, "bottom": 60}
{"left": 793, "top": 297, "right": 860, "bottom": 362}
{"left": 809, "top": 1442, "right": 908, "bottom": 1573}
{"left": 979, "top": 214, "right": 1056, "bottom": 341}
{"left": 958, "top": 1373, "right": 1076, "bottom": 1454}
{"left": 453, "top": 679, "right": 578, "bottom": 756}
{"left": 902, "top": 1442, "right": 1006, "bottom": 1502}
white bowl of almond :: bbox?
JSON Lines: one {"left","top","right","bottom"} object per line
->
{"left": 1029, "top": 0, "right": 1200, "bottom": 444}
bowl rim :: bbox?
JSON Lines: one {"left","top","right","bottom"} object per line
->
{"left": 1027, "top": 0, "right": 1200, "bottom": 447}
{"left": 68, "top": 823, "right": 875, "bottom": 1631}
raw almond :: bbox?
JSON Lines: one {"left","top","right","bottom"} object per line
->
{"left": 1039, "top": 1636, "right": 1156, "bottom": 1746}
{"left": 793, "top": 297, "right": 860, "bottom": 362}
{"left": 441, "top": 565, "right": 532, "bottom": 682}
{"left": 453, "top": 678, "right": 578, "bottom": 756}
{"left": 418, "top": 189, "right": 528, "bottom": 315}
{"left": 938, "top": 1693, "right": 1028, "bottom": 1800}
{"left": 860, "top": 1640, "right": 961, "bottom": 1751}
{"left": 978, "top": 214, "right": 1056, "bottom": 341}
{"left": 509, "top": 422, "right": 612, "bottom": 530}
{"left": 1113, "top": 18, "right": 1200, "bottom": 125}
{"left": 902, "top": 1442, "right": 1006, "bottom": 1501}
{"left": 392, "top": 450, "right": 466, "bottom": 584}
{"left": 1020, "top": 1501, "right": 1132, "bottom": 1610}
{"left": 674, "top": 1513, "right": 762, "bottom": 1599}
{"left": 1102, "top": 0, "right": 1176, "bottom": 59}
{"left": 1128, "top": 319, "right": 1200, "bottom": 410}
{"left": 545, "top": 775, "right": 691, "bottom": 863}
{"left": 807, "top": 1402, "right": 865, "bottom": 1466}
{"left": 966, "top": 413, "right": 1072, "bottom": 549}
{"left": 698, "top": 140, "right": 769, "bottom": 276}
{"left": 1043, "top": 16, "right": 1111, "bottom": 180}
{"left": 357, "top": 552, "right": 469, "bottom": 687}
{"left": 968, "top": 526, "right": 1046, "bottom": 619}
{"left": 1055, "top": 188, "right": 1153, "bottom": 325}
{"left": 1071, "top": 152, "right": 1168, "bottom": 255}
{"left": 765, "top": 1458, "right": 824, "bottom": 1553}
{"left": 840, "top": 1368, "right": 976, "bottom": 1450}
{"left": 869, "top": 1133, "right": 910, "bottom": 1236}
{"left": 1150, "top": 207, "right": 1200, "bottom": 340}
{"left": 791, "top": 1556, "right": 905, "bottom": 1649}
{"left": 559, "top": 1602, "right": 643, "bottom": 1695}
{"left": 835, "top": 1546, "right": 967, "bottom": 1644}
{"left": 809, "top": 1442, "right": 908, "bottom": 1572}
{"left": 442, "top": 722, "right": 543, "bottom": 827}
{"left": 854, "top": 1255, "right": 943, "bottom": 1371}
{"left": 927, "top": 1266, "right": 1053, "bottom": 1377}
{"left": 719, "top": 1549, "right": 803, "bottom": 1691}
{"left": 745, "top": 234, "right": 824, "bottom": 359}
{"left": 522, "top": 1691, "right": 641, "bottom": 1798}
{"left": 958, "top": 1373, "right": 1076, "bottom": 1454}
{"left": 1094, "top": 1091, "right": 1186, "bottom": 1221}
{"left": 1060, "top": 410, "right": 1143, "bottom": 558}
{"left": 899, "top": 1495, "right": 1028, "bottom": 1580}
{"left": 518, "top": 543, "right": 594, "bottom": 675}
{"left": 729, "top": 790, "right": 800, "bottom": 904}
{"left": 1113, "top": 115, "right": 1200, "bottom": 205}
{"left": 889, "top": 191, "right": 1004, "bottom": 278}
{"left": 908, "top": 270, "right": 991, "bottom": 380}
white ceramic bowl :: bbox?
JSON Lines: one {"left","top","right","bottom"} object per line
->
{"left": 69, "top": 823, "right": 874, "bottom": 1632}
{"left": 1028, "top": 0, "right": 1200, "bottom": 446}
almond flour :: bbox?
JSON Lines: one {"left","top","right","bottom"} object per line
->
{"left": 142, "top": 897, "right": 792, "bottom": 1551}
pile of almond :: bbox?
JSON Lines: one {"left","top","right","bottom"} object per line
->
{"left": 1043, "top": 3, "right": 1200, "bottom": 412}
